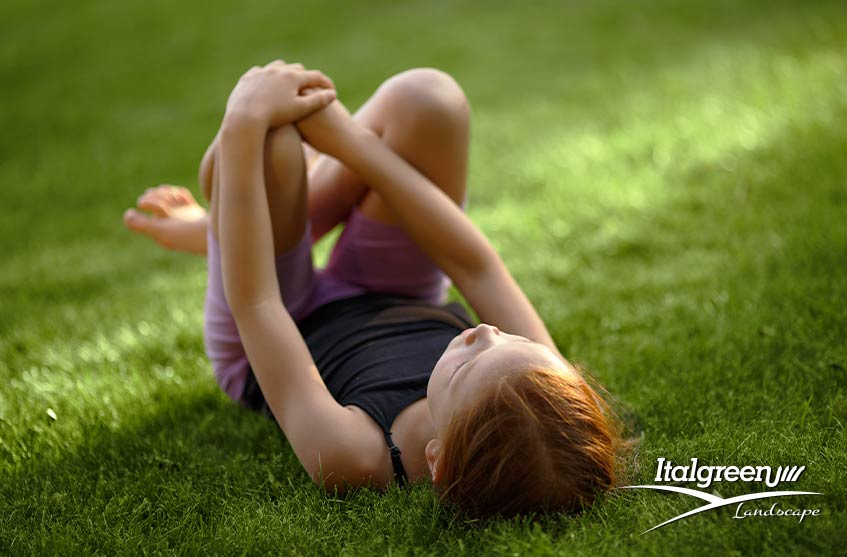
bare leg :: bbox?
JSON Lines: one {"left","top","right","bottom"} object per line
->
{"left": 126, "top": 68, "right": 470, "bottom": 254}
{"left": 305, "top": 67, "right": 469, "bottom": 232}
{"left": 358, "top": 68, "right": 470, "bottom": 218}
{"left": 201, "top": 124, "right": 312, "bottom": 404}
{"left": 202, "top": 127, "right": 309, "bottom": 258}
{"left": 262, "top": 124, "right": 311, "bottom": 254}
{"left": 125, "top": 130, "right": 313, "bottom": 256}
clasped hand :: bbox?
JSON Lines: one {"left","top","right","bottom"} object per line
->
{"left": 224, "top": 60, "right": 336, "bottom": 128}
{"left": 224, "top": 60, "right": 360, "bottom": 160}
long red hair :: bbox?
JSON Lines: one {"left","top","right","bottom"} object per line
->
{"left": 435, "top": 366, "right": 619, "bottom": 518}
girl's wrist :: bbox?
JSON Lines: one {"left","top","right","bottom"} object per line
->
{"left": 221, "top": 107, "right": 268, "bottom": 136}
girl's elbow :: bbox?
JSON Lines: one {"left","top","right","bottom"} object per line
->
{"left": 306, "top": 453, "right": 382, "bottom": 494}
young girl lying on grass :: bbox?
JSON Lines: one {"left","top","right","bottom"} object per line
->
{"left": 124, "top": 61, "right": 621, "bottom": 518}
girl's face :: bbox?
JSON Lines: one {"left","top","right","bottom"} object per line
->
{"left": 426, "top": 324, "right": 570, "bottom": 433}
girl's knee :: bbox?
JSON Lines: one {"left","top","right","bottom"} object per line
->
{"left": 381, "top": 68, "right": 470, "bottom": 130}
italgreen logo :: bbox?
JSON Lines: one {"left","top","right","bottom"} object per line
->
{"left": 622, "top": 458, "right": 822, "bottom": 533}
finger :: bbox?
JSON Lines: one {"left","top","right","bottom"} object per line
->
{"left": 296, "top": 70, "right": 334, "bottom": 90}
{"left": 301, "top": 86, "right": 335, "bottom": 97}
{"left": 265, "top": 59, "right": 287, "bottom": 68}
{"left": 295, "top": 89, "right": 337, "bottom": 116}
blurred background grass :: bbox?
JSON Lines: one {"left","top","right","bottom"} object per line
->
{"left": 1, "top": 0, "right": 845, "bottom": 554}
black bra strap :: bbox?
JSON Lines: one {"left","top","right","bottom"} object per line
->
{"left": 383, "top": 430, "right": 408, "bottom": 486}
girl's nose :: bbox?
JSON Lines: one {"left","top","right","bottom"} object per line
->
{"left": 464, "top": 323, "right": 500, "bottom": 345}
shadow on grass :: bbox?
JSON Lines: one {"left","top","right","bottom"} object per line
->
{"left": 0, "top": 379, "right": 477, "bottom": 554}
{"left": 1, "top": 387, "right": 294, "bottom": 508}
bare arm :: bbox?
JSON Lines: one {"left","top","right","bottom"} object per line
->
{"left": 296, "top": 102, "right": 566, "bottom": 362}
{"left": 217, "top": 62, "right": 383, "bottom": 489}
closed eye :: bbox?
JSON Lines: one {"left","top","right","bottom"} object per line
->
{"left": 448, "top": 339, "right": 524, "bottom": 385}
{"left": 450, "top": 359, "right": 469, "bottom": 381}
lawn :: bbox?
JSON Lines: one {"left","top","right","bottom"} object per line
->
{"left": 1, "top": 0, "right": 845, "bottom": 554}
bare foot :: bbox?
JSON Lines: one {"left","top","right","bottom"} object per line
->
{"left": 123, "top": 185, "right": 209, "bottom": 255}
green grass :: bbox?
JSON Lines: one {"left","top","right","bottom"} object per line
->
{"left": 2, "top": 0, "right": 846, "bottom": 554}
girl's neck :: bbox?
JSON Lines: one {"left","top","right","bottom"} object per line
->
{"left": 390, "top": 397, "right": 436, "bottom": 482}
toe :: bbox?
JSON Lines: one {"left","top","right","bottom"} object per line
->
{"left": 175, "top": 186, "right": 196, "bottom": 204}
{"left": 124, "top": 208, "right": 153, "bottom": 234}
{"left": 138, "top": 195, "right": 169, "bottom": 217}
{"left": 164, "top": 189, "right": 181, "bottom": 205}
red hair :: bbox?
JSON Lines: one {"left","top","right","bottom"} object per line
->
{"left": 435, "top": 366, "right": 619, "bottom": 518}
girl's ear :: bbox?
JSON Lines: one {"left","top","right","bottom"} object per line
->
{"left": 425, "top": 438, "right": 442, "bottom": 483}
